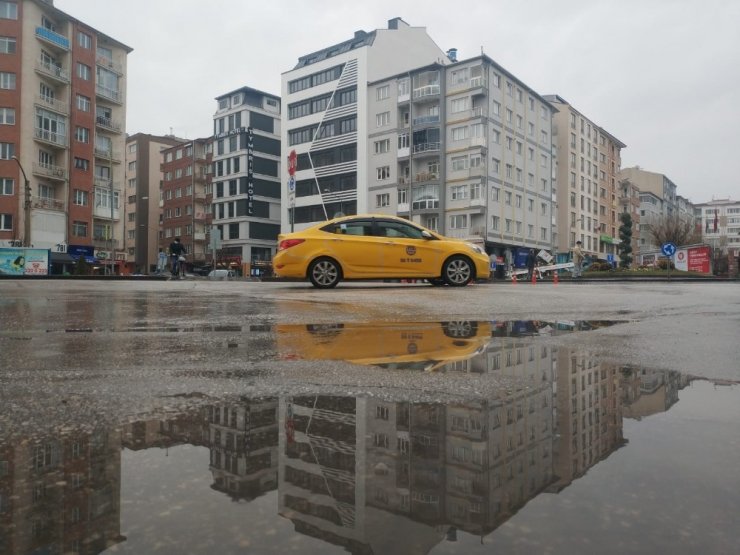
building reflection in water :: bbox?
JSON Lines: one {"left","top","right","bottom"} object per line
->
{"left": 0, "top": 320, "right": 698, "bottom": 554}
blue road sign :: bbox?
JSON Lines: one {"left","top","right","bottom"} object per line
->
{"left": 661, "top": 242, "right": 677, "bottom": 257}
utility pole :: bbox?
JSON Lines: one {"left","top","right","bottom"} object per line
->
{"left": 12, "top": 156, "right": 31, "bottom": 247}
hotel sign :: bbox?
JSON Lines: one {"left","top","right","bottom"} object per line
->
{"left": 246, "top": 127, "right": 254, "bottom": 216}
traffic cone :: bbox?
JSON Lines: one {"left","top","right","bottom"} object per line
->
{"left": 531, "top": 272, "right": 536, "bottom": 285}
{"left": 553, "top": 271, "right": 559, "bottom": 285}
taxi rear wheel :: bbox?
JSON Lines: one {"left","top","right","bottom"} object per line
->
{"left": 308, "top": 257, "right": 341, "bottom": 288}
{"left": 442, "top": 256, "right": 473, "bottom": 287}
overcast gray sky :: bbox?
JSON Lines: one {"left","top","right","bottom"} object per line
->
{"left": 57, "top": 0, "right": 739, "bottom": 204}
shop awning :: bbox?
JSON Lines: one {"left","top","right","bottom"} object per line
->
{"left": 50, "top": 252, "right": 76, "bottom": 264}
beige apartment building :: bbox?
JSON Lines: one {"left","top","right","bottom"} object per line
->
{"left": 545, "top": 95, "right": 625, "bottom": 263}
{"left": 0, "top": 0, "right": 131, "bottom": 273}
{"left": 123, "top": 133, "right": 185, "bottom": 273}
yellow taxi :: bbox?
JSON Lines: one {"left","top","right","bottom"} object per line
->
{"left": 273, "top": 214, "right": 490, "bottom": 288}
{"left": 277, "top": 320, "right": 492, "bottom": 372}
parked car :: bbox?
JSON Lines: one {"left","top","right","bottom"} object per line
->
{"left": 207, "top": 269, "right": 235, "bottom": 280}
{"left": 273, "top": 214, "right": 490, "bottom": 288}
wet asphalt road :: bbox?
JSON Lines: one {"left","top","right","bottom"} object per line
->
{"left": 1, "top": 279, "right": 739, "bottom": 555}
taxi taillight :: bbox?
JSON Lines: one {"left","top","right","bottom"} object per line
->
{"left": 278, "top": 238, "right": 305, "bottom": 251}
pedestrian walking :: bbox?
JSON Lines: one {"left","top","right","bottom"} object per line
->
{"left": 156, "top": 249, "right": 167, "bottom": 274}
{"left": 572, "top": 241, "right": 584, "bottom": 278}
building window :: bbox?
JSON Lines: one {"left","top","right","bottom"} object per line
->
{"left": 376, "top": 111, "right": 390, "bottom": 127}
{"left": 451, "top": 126, "right": 468, "bottom": 141}
{"left": 376, "top": 84, "right": 390, "bottom": 100}
{"left": 376, "top": 166, "right": 390, "bottom": 180}
{"left": 76, "top": 63, "right": 91, "bottom": 81}
{"left": 451, "top": 184, "right": 468, "bottom": 200}
{"left": 451, "top": 155, "right": 468, "bottom": 171}
{"left": 0, "top": 71, "right": 15, "bottom": 89}
{"left": 376, "top": 193, "right": 390, "bottom": 207}
{"left": 491, "top": 215, "right": 499, "bottom": 230}
{"left": 0, "top": 2, "right": 17, "bottom": 19}
{"left": 72, "top": 220, "right": 88, "bottom": 237}
{"left": 76, "top": 94, "right": 90, "bottom": 112}
{"left": 491, "top": 187, "right": 499, "bottom": 202}
{"left": 73, "top": 189, "right": 88, "bottom": 206}
{"left": 74, "top": 157, "right": 89, "bottom": 171}
{"left": 450, "top": 214, "right": 468, "bottom": 229}
{"left": 374, "top": 139, "right": 390, "bottom": 154}
{"left": 77, "top": 31, "right": 91, "bottom": 49}
{"left": 0, "top": 36, "right": 15, "bottom": 54}
{"left": 0, "top": 177, "right": 12, "bottom": 194}
{"left": 0, "top": 142, "right": 13, "bottom": 159}
{"left": 0, "top": 107, "right": 14, "bottom": 124}
{"left": 75, "top": 127, "right": 89, "bottom": 143}
{"left": 0, "top": 212, "right": 11, "bottom": 230}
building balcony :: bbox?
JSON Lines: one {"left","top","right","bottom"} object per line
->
{"left": 397, "top": 202, "right": 410, "bottom": 213}
{"left": 34, "top": 127, "right": 67, "bottom": 148}
{"left": 412, "top": 114, "right": 440, "bottom": 126}
{"left": 32, "top": 162, "right": 68, "bottom": 182}
{"left": 93, "top": 238, "right": 119, "bottom": 249}
{"left": 412, "top": 142, "right": 441, "bottom": 155}
{"left": 35, "top": 94, "right": 68, "bottom": 115}
{"left": 94, "top": 147, "right": 121, "bottom": 163}
{"left": 35, "top": 59, "right": 70, "bottom": 83}
{"left": 95, "top": 116, "right": 122, "bottom": 134}
{"left": 397, "top": 146, "right": 410, "bottom": 158}
{"left": 95, "top": 84, "right": 123, "bottom": 105}
{"left": 412, "top": 84, "right": 440, "bottom": 100}
{"left": 33, "top": 197, "right": 65, "bottom": 211}
{"left": 35, "top": 26, "right": 70, "bottom": 51}
{"left": 194, "top": 232, "right": 207, "bottom": 241}
{"left": 93, "top": 203, "right": 121, "bottom": 220}
{"left": 469, "top": 76, "right": 487, "bottom": 91}
{"left": 95, "top": 55, "right": 124, "bottom": 75}
{"left": 400, "top": 172, "right": 439, "bottom": 185}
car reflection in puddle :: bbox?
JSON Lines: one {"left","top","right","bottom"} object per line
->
{"left": 1, "top": 320, "right": 737, "bottom": 554}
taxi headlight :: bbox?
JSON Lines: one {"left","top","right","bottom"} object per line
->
{"left": 465, "top": 243, "right": 484, "bottom": 255}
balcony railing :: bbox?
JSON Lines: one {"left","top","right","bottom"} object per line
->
{"left": 469, "top": 76, "right": 487, "bottom": 88}
{"left": 412, "top": 142, "right": 440, "bottom": 154}
{"left": 34, "top": 127, "right": 67, "bottom": 148}
{"left": 95, "top": 55, "right": 124, "bottom": 75}
{"left": 95, "top": 116, "right": 122, "bottom": 133}
{"left": 32, "top": 162, "right": 68, "bottom": 181}
{"left": 94, "top": 147, "right": 120, "bottom": 162}
{"left": 95, "top": 84, "right": 123, "bottom": 104}
{"left": 412, "top": 115, "right": 440, "bottom": 126}
{"left": 36, "top": 94, "right": 68, "bottom": 114}
{"left": 412, "top": 84, "right": 440, "bottom": 99}
{"left": 93, "top": 238, "right": 119, "bottom": 249}
{"left": 35, "top": 59, "right": 70, "bottom": 83}
{"left": 35, "top": 26, "right": 69, "bottom": 50}
{"left": 33, "top": 197, "right": 64, "bottom": 211}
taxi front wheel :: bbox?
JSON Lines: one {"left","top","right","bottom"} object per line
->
{"left": 309, "top": 257, "right": 341, "bottom": 288}
{"left": 443, "top": 256, "right": 473, "bottom": 287}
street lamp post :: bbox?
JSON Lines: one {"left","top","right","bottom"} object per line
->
{"left": 11, "top": 156, "right": 31, "bottom": 247}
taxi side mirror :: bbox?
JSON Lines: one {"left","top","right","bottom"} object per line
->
{"left": 421, "top": 230, "right": 433, "bottom": 239}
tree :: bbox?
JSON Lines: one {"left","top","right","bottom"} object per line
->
{"left": 648, "top": 215, "right": 701, "bottom": 248}
{"left": 74, "top": 255, "right": 90, "bottom": 275}
{"left": 618, "top": 212, "right": 633, "bottom": 268}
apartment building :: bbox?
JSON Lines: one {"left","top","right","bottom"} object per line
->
{"left": 0, "top": 0, "right": 131, "bottom": 272}
{"left": 281, "top": 18, "right": 450, "bottom": 231}
{"left": 694, "top": 197, "right": 740, "bottom": 257}
{"left": 368, "top": 55, "right": 556, "bottom": 267}
{"left": 158, "top": 137, "right": 212, "bottom": 270}
{"left": 545, "top": 95, "right": 625, "bottom": 262}
{"left": 123, "top": 133, "right": 185, "bottom": 273}
{"left": 211, "top": 86, "right": 281, "bottom": 270}
{"left": 617, "top": 177, "right": 641, "bottom": 262}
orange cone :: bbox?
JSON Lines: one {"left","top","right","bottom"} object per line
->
{"left": 553, "top": 271, "right": 559, "bottom": 285}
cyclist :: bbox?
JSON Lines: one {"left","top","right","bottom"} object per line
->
{"left": 168, "top": 237, "right": 186, "bottom": 279}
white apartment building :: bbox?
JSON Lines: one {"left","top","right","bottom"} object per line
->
{"left": 694, "top": 198, "right": 740, "bottom": 254}
{"left": 211, "top": 86, "right": 281, "bottom": 268}
{"left": 280, "top": 18, "right": 450, "bottom": 231}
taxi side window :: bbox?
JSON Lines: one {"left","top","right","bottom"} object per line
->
{"left": 376, "top": 220, "right": 424, "bottom": 239}
{"left": 325, "top": 219, "right": 374, "bottom": 236}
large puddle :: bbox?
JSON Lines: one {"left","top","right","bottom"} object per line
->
{"left": 1, "top": 321, "right": 738, "bottom": 554}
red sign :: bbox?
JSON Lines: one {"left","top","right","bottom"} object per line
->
{"left": 688, "top": 246, "right": 711, "bottom": 273}
{"left": 287, "top": 150, "right": 297, "bottom": 177}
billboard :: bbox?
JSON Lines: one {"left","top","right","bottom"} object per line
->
{"left": 674, "top": 245, "right": 711, "bottom": 273}
{"left": 0, "top": 248, "right": 50, "bottom": 276}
